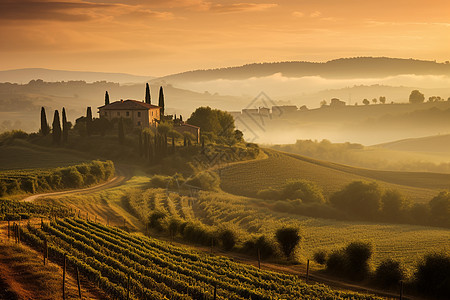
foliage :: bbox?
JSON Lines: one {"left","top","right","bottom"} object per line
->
{"left": 52, "top": 110, "right": 61, "bottom": 144}
{"left": 0, "top": 160, "right": 114, "bottom": 197}
{"left": 313, "top": 250, "right": 328, "bottom": 265}
{"left": 257, "top": 180, "right": 325, "bottom": 203}
{"left": 219, "top": 229, "right": 236, "bottom": 251}
{"left": 414, "top": 252, "right": 450, "bottom": 299}
{"left": 374, "top": 259, "right": 404, "bottom": 288}
{"left": 429, "top": 191, "right": 450, "bottom": 228}
{"left": 275, "top": 227, "right": 301, "bottom": 259}
{"left": 185, "top": 171, "right": 220, "bottom": 191}
{"left": 330, "top": 181, "right": 382, "bottom": 220}
{"left": 326, "top": 241, "right": 372, "bottom": 281}
{"left": 187, "top": 107, "right": 235, "bottom": 139}
{"left": 409, "top": 90, "right": 425, "bottom": 104}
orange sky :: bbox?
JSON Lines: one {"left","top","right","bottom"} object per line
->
{"left": 1, "top": 0, "right": 449, "bottom": 76}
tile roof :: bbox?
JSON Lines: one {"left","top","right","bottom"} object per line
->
{"left": 98, "top": 99, "right": 160, "bottom": 110}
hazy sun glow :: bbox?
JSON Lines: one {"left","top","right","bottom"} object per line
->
{"left": 1, "top": 0, "right": 449, "bottom": 75}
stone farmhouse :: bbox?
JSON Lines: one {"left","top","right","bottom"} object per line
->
{"left": 98, "top": 99, "right": 160, "bottom": 128}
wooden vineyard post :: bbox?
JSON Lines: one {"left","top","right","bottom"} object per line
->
{"left": 63, "top": 253, "right": 66, "bottom": 300}
{"left": 257, "top": 248, "right": 261, "bottom": 270}
{"left": 76, "top": 267, "right": 82, "bottom": 299}
{"left": 213, "top": 284, "right": 217, "bottom": 300}
{"left": 399, "top": 280, "right": 403, "bottom": 300}
{"left": 41, "top": 217, "right": 43, "bottom": 229}
{"left": 7, "top": 220, "right": 10, "bottom": 239}
{"left": 306, "top": 259, "right": 310, "bottom": 284}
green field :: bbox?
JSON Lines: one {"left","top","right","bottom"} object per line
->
{"left": 0, "top": 139, "right": 89, "bottom": 170}
{"left": 219, "top": 149, "right": 450, "bottom": 202}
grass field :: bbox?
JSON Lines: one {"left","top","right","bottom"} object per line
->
{"left": 219, "top": 149, "right": 450, "bottom": 202}
{"left": 0, "top": 139, "right": 89, "bottom": 170}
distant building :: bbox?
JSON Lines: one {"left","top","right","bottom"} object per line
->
{"left": 242, "top": 108, "right": 259, "bottom": 117}
{"left": 98, "top": 99, "right": 161, "bottom": 128}
{"left": 259, "top": 107, "right": 270, "bottom": 117}
{"left": 174, "top": 123, "right": 200, "bottom": 143}
{"left": 272, "top": 105, "right": 297, "bottom": 117}
{"left": 330, "top": 98, "right": 346, "bottom": 108}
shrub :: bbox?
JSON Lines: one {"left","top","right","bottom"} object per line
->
{"left": 168, "top": 217, "right": 181, "bottom": 238}
{"left": 59, "top": 167, "right": 83, "bottom": 188}
{"left": 374, "top": 259, "right": 404, "bottom": 288}
{"left": 150, "top": 175, "right": 170, "bottom": 188}
{"left": 282, "top": 180, "right": 325, "bottom": 203}
{"left": 326, "top": 249, "right": 348, "bottom": 275}
{"left": 148, "top": 210, "right": 166, "bottom": 232}
{"left": 257, "top": 188, "right": 281, "bottom": 200}
{"left": 313, "top": 250, "right": 328, "bottom": 265}
{"left": 275, "top": 227, "right": 301, "bottom": 259}
{"left": 415, "top": 252, "right": 450, "bottom": 298}
{"left": 344, "top": 241, "right": 372, "bottom": 280}
{"left": 330, "top": 181, "right": 382, "bottom": 220}
{"left": 242, "top": 235, "right": 275, "bottom": 259}
{"left": 185, "top": 171, "right": 220, "bottom": 191}
{"left": 219, "top": 229, "right": 236, "bottom": 251}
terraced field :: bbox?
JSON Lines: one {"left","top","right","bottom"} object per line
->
{"left": 19, "top": 218, "right": 382, "bottom": 299}
{"left": 220, "top": 149, "right": 450, "bottom": 202}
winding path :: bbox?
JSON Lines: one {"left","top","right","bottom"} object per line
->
{"left": 21, "top": 165, "right": 131, "bottom": 203}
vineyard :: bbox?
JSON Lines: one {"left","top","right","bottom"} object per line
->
{"left": 125, "top": 187, "right": 450, "bottom": 276}
{"left": 18, "top": 218, "right": 382, "bottom": 300}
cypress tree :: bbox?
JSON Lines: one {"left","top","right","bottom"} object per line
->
{"left": 52, "top": 110, "right": 62, "bottom": 144}
{"left": 40, "top": 107, "right": 50, "bottom": 135}
{"left": 86, "top": 107, "right": 93, "bottom": 136}
{"left": 180, "top": 115, "right": 183, "bottom": 122}
{"left": 105, "top": 91, "right": 110, "bottom": 105}
{"left": 62, "top": 107, "right": 68, "bottom": 143}
{"left": 158, "top": 86, "right": 165, "bottom": 116}
{"left": 118, "top": 118, "right": 125, "bottom": 145}
{"left": 145, "top": 83, "right": 151, "bottom": 104}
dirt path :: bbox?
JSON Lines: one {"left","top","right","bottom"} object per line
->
{"left": 21, "top": 165, "right": 131, "bottom": 203}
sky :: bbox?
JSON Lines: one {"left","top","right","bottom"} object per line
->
{"left": 1, "top": 0, "right": 449, "bottom": 76}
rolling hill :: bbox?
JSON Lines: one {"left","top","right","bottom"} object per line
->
{"left": 157, "top": 57, "right": 450, "bottom": 82}
{"left": 219, "top": 149, "right": 450, "bottom": 202}
{"left": 376, "top": 134, "right": 450, "bottom": 153}
{"left": 0, "top": 68, "right": 152, "bottom": 84}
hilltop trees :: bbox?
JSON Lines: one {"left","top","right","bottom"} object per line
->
{"left": 52, "top": 110, "right": 61, "bottom": 144}
{"left": 187, "top": 106, "right": 235, "bottom": 139}
{"left": 409, "top": 90, "right": 425, "bottom": 104}
{"left": 158, "top": 86, "right": 165, "bottom": 115}
{"left": 145, "top": 83, "right": 151, "bottom": 104}
{"left": 362, "top": 99, "right": 370, "bottom": 105}
{"left": 86, "top": 107, "right": 93, "bottom": 136}
{"left": 40, "top": 107, "right": 50, "bottom": 136}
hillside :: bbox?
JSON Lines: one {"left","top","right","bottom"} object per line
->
{"left": 376, "top": 134, "right": 450, "bottom": 153}
{"left": 219, "top": 149, "right": 450, "bottom": 202}
{"left": 157, "top": 57, "right": 450, "bottom": 82}
{"left": 0, "top": 68, "right": 152, "bottom": 84}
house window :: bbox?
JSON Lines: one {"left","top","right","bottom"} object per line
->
{"left": 137, "top": 121, "right": 141, "bottom": 126}
{"left": 138, "top": 112, "right": 141, "bottom": 117}
{"left": 117, "top": 112, "right": 120, "bottom": 116}
{"left": 126, "top": 111, "right": 130, "bottom": 117}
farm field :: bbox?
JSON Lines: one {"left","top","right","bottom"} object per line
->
{"left": 127, "top": 187, "right": 450, "bottom": 276}
{"left": 0, "top": 139, "right": 89, "bottom": 170}
{"left": 219, "top": 149, "right": 450, "bottom": 202}
{"left": 18, "top": 218, "right": 382, "bottom": 300}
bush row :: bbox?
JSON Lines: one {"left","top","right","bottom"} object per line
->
{"left": 0, "top": 160, "right": 115, "bottom": 197}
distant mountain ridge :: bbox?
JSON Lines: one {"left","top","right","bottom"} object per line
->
{"left": 156, "top": 57, "right": 450, "bottom": 82}
{"left": 0, "top": 68, "right": 153, "bottom": 84}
